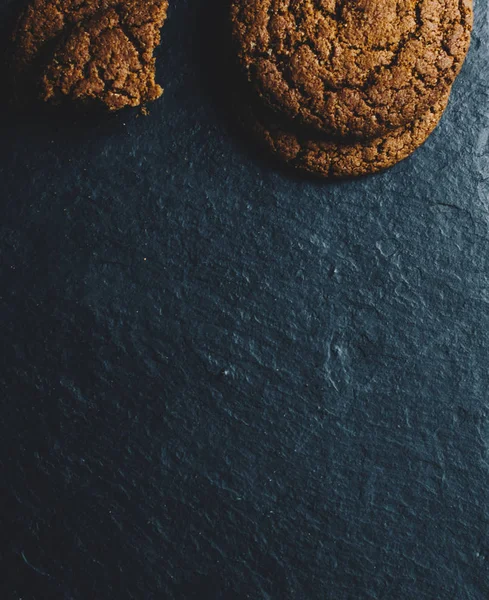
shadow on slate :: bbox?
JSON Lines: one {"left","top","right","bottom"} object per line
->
{"left": 0, "top": 0, "right": 140, "bottom": 160}
{"left": 190, "top": 0, "right": 336, "bottom": 184}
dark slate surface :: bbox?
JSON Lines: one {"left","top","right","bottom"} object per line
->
{"left": 1, "top": 1, "right": 489, "bottom": 598}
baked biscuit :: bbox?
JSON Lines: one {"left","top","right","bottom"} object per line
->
{"left": 12, "top": 0, "right": 168, "bottom": 110}
{"left": 247, "top": 89, "right": 450, "bottom": 178}
{"left": 231, "top": 0, "right": 472, "bottom": 139}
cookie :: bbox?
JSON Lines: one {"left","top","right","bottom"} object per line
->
{"left": 12, "top": 0, "right": 168, "bottom": 110}
{"left": 231, "top": 0, "right": 472, "bottom": 139}
{"left": 246, "top": 89, "right": 450, "bottom": 178}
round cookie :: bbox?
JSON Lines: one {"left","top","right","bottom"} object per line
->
{"left": 231, "top": 0, "right": 472, "bottom": 139}
{"left": 247, "top": 89, "right": 450, "bottom": 178}
{"left": 12, "top": 0, "right": 168, "bottom": 110}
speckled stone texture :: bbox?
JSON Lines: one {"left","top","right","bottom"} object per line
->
{"left": 0, "top": 1, "right": 489, "bottom": 599}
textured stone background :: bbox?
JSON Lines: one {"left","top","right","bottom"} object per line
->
{"left": 1, "top": 1, "right": 488, "bottom": 598}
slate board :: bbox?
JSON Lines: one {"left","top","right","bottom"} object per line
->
{"left": 1, "top": 1, "right": 489, "bottom": 599}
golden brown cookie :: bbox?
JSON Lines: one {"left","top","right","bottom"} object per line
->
{"left": 231, "top": 0, "right": 472, "bottom": 139}
{"left": 12, "top": 0, "right": 168, "bottom": 110}
{"left": 246, "top": 89, "right": 450, "bottom": 178}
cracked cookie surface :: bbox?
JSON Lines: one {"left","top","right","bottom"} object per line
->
{"left": 12, "top": 0, "right": 168, "bottom": 110}
{"left": 231, "top": 0, "right": 472, "bottom": 139}
{"left": 247, "top": 88, "right": 450, "bottom": 178}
